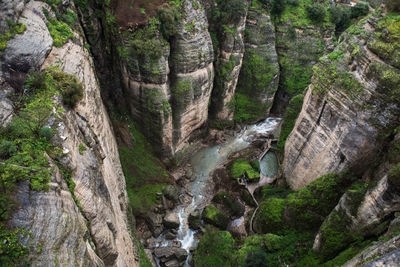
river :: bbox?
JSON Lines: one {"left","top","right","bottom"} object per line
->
{"left": 155, "top": 117, "right": 281, "bottom": 266}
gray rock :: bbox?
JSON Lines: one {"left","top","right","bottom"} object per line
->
{"left": 0, "top": 0, "right": 25, "bottom": 32}
{"left": 188, "top": 209, "right": 201, "bottom": 230}
{"left": 147, "top": 212, "right": 164, "bottom": 236}
{"left": 162, "top": 185, "right": 179, "bottom": 203}
{"left": 164, "top": 211, "right": 180, "bottom": 229}
{"left": 2, "top": 1, "right": 53, "bottom": 72}
{"left": 154, "top": 247, "right": 188, "bottom": 266}
{"left": 283, "top": 11, "right": 400, "bottom": 189}
{"left": 227, "top": 217, "right": 247, "bottom": 238}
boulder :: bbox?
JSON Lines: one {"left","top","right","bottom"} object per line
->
{"left": 227, "top": 217, "right": 247, "bottom": 238}
{"left": 162, "top": 185, "right": 179, "bottom": 203}
{"left": 146, "top": 212, "right": 164, "bottom": 237}
{"left": 164, "top": 211, "right": 180, "bottom": 229}
{"left": 202, "top": 205, "right": 230, "bottom": 229}
{"left": 188, "top": 209, "right": 201, "bottom": 230}
{"left": 154, "top": 247, "right": 188, "bottom": 266}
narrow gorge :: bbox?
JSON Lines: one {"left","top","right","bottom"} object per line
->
{"left": 0, "top": 0, "right": 399, "bottom": 266}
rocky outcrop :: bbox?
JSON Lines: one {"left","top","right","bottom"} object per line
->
{"left": 2, "top": 1, "right": 52, "bottom": 73}
{"left": 169, "top": 0, "right": 214, "bottom": 152}
{"left": 0, "top": 0, "right": 25, "bottom": 32}
{"left": 117, "top": 0, "right": 214, "bottom": 157}
{"left": 235, "top": 7, "right": 279, "bottom": 120}
{"left": 313, "top": 170, "right": 400, "bottom": 259}
{"left": 344, "top": 235, "right": 400, "bottom": 267}
{"left": 2, "top": 2, "right": 137, "bottom": 266}
{"left": 283, "top": 12, "right": 400, "bottom": 189}
{"left": 154, "top": 247, "right": 188, "bottom": 267}
{"left": 209, "top": 2, "right": 248, "bottom": 121}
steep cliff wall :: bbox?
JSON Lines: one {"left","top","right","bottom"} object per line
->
{"left": 283, "top": 10, "right": 400, "bottom": 189}
{"left": 1, "top": 1, "right": 137, "bottom": 265}
{"left": 234, "top": 2, "right": 280, "bottom": 123}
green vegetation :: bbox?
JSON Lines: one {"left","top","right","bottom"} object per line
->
{"left": 277, "top": 94, "right": 303, "bottom": 151}
{"left": 157, "top": 7, "right": 180, "bottom": 40}
{"left": 116, "top": 118, "right": 172, "bottom": 215}
{"left": 388, "top": 162, "right": 400, "bottom": 188}
{"left": 211, "top": 0, "right": 247, "bottom": 25}
{"left": 0, "top": 20, "right": 26, "bottom": 55}
{"left": 194, "top": 229, "right": 237, "bottom": 267}
{"left": 44, "top": 8, "right": 74, "bottom": 47}
{"left": 202, "top": 205, "right": 230, "bottom": 229}
{"left": 231, "top": 158, "right": 260, "bottom": 180}
{"left": 233, "top": 93, "right": 269, "bottom": 123}
{"left": 329, "top": 5, "right": 351, "bottom": 32}
{"left": 78, "top": 144, "right": 86, "bottom": 155}
{"left": 213, "top": 191, "right": 245, "bottom": 217}
{"left": 367, "top": 14, "right": 400, "bottom": 69}
{"left": 306, "top": 3, "right": 326, "bottom": 23}
{"left": 350, "top": 2, "right": 369, "bottom": 19}
{"left": 0, "top": 67, "right": 81, "bottom": 265}
{"left": 254, "top": 172, "right": 356, "bottom": 233}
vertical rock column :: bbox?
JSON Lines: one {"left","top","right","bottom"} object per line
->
{"left": 169, "top": 0, "right": 214, "bottom": 152}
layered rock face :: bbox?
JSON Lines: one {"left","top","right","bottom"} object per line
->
{"left": 209, "top": 2, "right": 248, "bottom": 121}
{"left": 1, "top": 2, "right": 136, "bottom": 266}
{"left": 235, "top": 7, "right": 279, "bottom": 120}
{"left": 283, "top": 12, "right": 400, "bottom": 189}
{"left": 119, "top": 0, "right": 214, "bottom": 156}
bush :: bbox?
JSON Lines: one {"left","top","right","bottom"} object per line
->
{"left": 46, "top": 17, "right": 74, "bottom": 47}
{"left": 329, "top": 6, "right": 351, "bottom": 32}
{"left": 287, "top": 0, "right": 299, "bottom": 7}
{"left": 244, "top": 249, "right": 268, "bottom": 267}
{"left": 39, "top": 127, "right": 54, "bottom": 140}
{"left": 216, "top": 0, "right": 247, "bottom": 24}
{"left": 47, "top": 68, "right": 84, "bottom": 108}
{"left": 0, "top": 140, "right": 17, "bottom": 157}
{"left": 271, "top": 0, "right": 286, "bottom": 16}
{"left": 306, "top": 3, "right": 326, "bottom": 23}
{"left": 158, "top": 7, "right": 179, "bottom": 39}
{"left": 351, "top": 2, "right": 369, "bottom": 18}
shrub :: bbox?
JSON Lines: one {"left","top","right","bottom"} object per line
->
{"left": 351, "top": 2, "right": 369, "bottom": 18}
{"left": 215, "top": 0, "right": 247, "bottom": 24}
{"left": 244, "top": 249, "right": 268, "bottom": 267}
{"left": 0, "top": 140, "right": 17, "bottom": 157}
{"left": 46, "top": 17, "right": 74, "bottom": 47}
{"left": 329, "top": 6, "right": 351, "bottom": 32}
{"left": 39, "top": 127, "right": 54, "bottom": 140}
{"left": 287, "top": 0, "right": 299, "bottom": 7}
{"left": 194, "top": 229, "right": 237, "bottom": 266}
{"left": 158, "top": 7, "right": 179, "bottom": 39}
{"left": 306, "top": 3, "right": 326, "bottom": 23}
{"left": 271, "top": 0, "right": 286, "bottom": 16}
{"left": 78, "top": 144, "right": 86, "bottom": 155}
{"left": 47, "top": 68, "right": 84, "bottom": 108}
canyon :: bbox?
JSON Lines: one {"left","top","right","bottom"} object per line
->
{"left": 0, "top": 0, "right": 399, "bottom": 266}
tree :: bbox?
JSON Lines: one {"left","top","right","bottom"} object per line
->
{"left": 244, "top": 249, "right": 269, "bottom": 267}
{"left": 351, "top": 1, "right": 369, "bottom": 18}
{"left": 306, "top": 3, "right": 326, "bottom": 23}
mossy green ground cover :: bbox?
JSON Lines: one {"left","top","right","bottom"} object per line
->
{"left": 231, "top": 158, "right": 260, "bottom": 180}
{"left": 116, "top": 118, "right": 172, "bottom": 215}
{"left": 0, "top": 20, "right": 26, "bottom": 55}
{"left": 0, "top": 67, "right": 83, "bottom": 264}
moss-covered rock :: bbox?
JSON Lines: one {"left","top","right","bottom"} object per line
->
{"left": 212, "top": 191, "right": 245, "bottom": 217}
{"left": 231, "top": 158, "right": 260, "bottom": 181}
{"left": 202, "top": 205, "right": 230, "bottom": 229}
{"left": 253, "top": 197, "right": 286, "bottom": 233}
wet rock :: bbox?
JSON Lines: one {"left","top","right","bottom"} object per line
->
{"left": 147, "top": 212, "right": 164, "bottom": 237}
{"left": 188, "top": 209, "right": 201, "bottom": 230}
{"left": 164, "top": 211, "right": 180, "bottom": 229}
{"left": 154, "top": 247, "right": 188, "bottom": 266}
{"left": 166, "top": 231, "right": 177, "bottom": 240}
{"left": 227, "top": 217, "right": 247, "bottom": 238}
{"left": 162, "top": 185, "right": 179, "bottom": 203}
{"left": 184, "top": 166, "right": 194, "bottom": 181}
{"left": 202, "top": 205, "right": 230, "bottom": 229}
{"left": 165, "top": 259, "right": 179, "bottom": 267}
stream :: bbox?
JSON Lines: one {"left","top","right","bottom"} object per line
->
{"left": 154, "top": 117, "right": 281, "bottom": 266}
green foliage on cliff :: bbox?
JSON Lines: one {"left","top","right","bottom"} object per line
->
{"left": 202, "top": 205, "right": 230, "bottom": 229}
{"left": 212, "top": 0, "right": 247, "bottom": 25}
{"left": 0, "top": 67, "right": 81, "bottom": 265}
{"left": 306, "top": 3, "right": 326, "bottom": 23}
{"left": 117, "top": 119, "right": 172, "bottom": 215}
{"left": 233, "top": 93, "right": 269, "bottom": 123}
{"left": 277, "top": 94, "right": 303, "bottom": 151}
{"left": 231, "top": 158, "right": 260, "bottom": 180}
{"left": 254, "top": 172, "right": 355, "bottom": 234}
{"left": 0, "top": 20, "right": 26, "bottom": 55}
{"left": 213, "top": 191, "right": 245, "bottom": 217}
{"left": 44, "top": 9, "right": 74, "bottom": 47}
{"left": 194, "top": 229, "right": 237, "bottom": 266}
